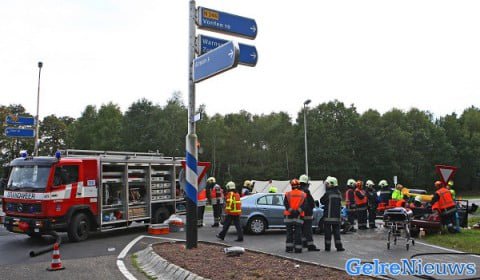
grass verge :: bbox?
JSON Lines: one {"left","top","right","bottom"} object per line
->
{"left": 423, "top": 230, "right": 480, "bottom": 254}
{"left": 131, "top": 254, "right": 156, "bottom": 280}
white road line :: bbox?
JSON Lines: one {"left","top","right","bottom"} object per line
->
{"left": 415, "top": 241, "right": 480, "bottom": 259}
{"left": 118, "top": 235, "right": 145, "bottom": 259}
{"left": 117, "top": 259, "right": 137, "bottom": 280}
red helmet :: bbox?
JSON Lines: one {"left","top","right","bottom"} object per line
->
{"left": 290, "top": 178, "right": 300, "bottom": 187}
{"left": 434, "top": 181, "right": 444, "bottom": 188}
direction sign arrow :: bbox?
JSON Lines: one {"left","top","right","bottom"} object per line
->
{"left": 5, "top": 115, "right": 35, "bottom": 126}
{"left": 435, "top": 164, "right": 458, "bottom": 185}
{"left": 196, "top": 6, "right": 257, "bottom": 39}
{"left": 193, "top": 41, "right": 239, "bottom": 83}
{"left": 5, "top": 127, "right": 35, "bottom": 138}
{"left": 198, "top": 35, "right": 258, "bottom": 67}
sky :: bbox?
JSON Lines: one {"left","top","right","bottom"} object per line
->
{"left": 1, "top": 0, "right": 479, "bottom": 121}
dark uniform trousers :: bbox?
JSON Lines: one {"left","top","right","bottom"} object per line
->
{"left": 218, "top": 215, "right": 243, "bottom": 240}
{"left": 197, "top": 206, "right": 205, "bottom": 227}
{"left": 347, "top": 205, "right": 357, "bottom": 227}
{"left": 302, "top": 217, "right": 314, "bottom": 247}
{"left": 212, "top": 202, "right": 223, "bottom": 225}
{"left": 356, "top": 204, "right": 368, "bottom": 229}
{"left": 286, "top": 220, "right": 303, "bottom": 252}
{"left": 368, "top": 206, "right": 376, "bottom": 228}
{"left": 324, "top": 223, "right": 342, "bottom": 250}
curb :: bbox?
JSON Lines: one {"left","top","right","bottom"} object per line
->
{"left": 135, "top": 244, "right": 208, "bottom": 280}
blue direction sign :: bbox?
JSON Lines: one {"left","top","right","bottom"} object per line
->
{"left": 198, "top": 35, "right": 258, "bottom": 67}
{"left": 197, "top": 7, "right": 257, "bottom": 39}
{"left": 193, "top": 41, "right": 239, "bottom": 83}
{"left": 5, "top": 127, "right": 35, "bottom": 138}
{"left": 5, "top": 115, "right": 35, "bottom": 126}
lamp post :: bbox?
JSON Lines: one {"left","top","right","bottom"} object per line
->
{"left": 303, "top": 99, "right": 311, "bottom": 176}
{"left": 34, "top": 61, "right": 43, "bottom": 157}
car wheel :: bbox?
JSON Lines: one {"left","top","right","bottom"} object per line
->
{"left": 68, "top": 213, "right": 90, "bottom": 242}
{"left": 247, "top": 216, "right": 266, "bottom": 235}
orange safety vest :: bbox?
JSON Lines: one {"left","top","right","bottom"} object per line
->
{"left": 283, "top": 189, "right": 306, "bottom": 216}
{"left": 354, "top": 188, "right": 367, "bottom": 206}
{"left": 210, "top": 184, "right": 224, "bottom": 204}
{"left": 225, "top": 192, "right": 241, "bottom": 216}
{"left": 198, "top": 189, "right": 207, "bottom": 206}
{"left": 435, "top": 187, "right": 455, "bottom": 211}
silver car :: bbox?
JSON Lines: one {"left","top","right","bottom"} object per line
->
{"left": 239, "top": 193, "right": 324, "bottom": 234}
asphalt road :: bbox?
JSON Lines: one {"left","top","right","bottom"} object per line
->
{"left": 1, "top": 211, "right": 479, "bottom": 280}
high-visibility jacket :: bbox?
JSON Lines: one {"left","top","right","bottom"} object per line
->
{"left": 283, "top": 189, "right": 306, "bottom": 216}
{"left": 225, "top": 191, "right": 241, "bottom": 216}
{"left": 391, "top": 189, "right": 403, "bottom": 201}
{"left": 354, "top": 188, "right": 367, "bottom": 206}
{"left": 197, "top": 189, "right": 207, "bottom": 207}
{"left": 209, "top": 184, "right": 224, "bottom": 205}
{"left": 345, "top": 188, "right": 355, "bottom": 207}
{"left": 449, "top": 189, "right": 456, "bottom": 200}
{"left": 435, "top": 187, "right": 456, "bottom": 211}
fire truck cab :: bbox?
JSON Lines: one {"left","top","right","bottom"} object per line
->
{"left": 2, "top": 150, "right": 183, "bottom": 242}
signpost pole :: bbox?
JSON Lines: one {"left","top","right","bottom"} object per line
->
{"left": 34, "top": 61, "right": 43, "bottom": 157}
{"left": 186, "top": 0, "right": 198, "bottom": 249}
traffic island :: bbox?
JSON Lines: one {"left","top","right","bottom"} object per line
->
{"left": 135, "top": 241, "right": 375, "bottom": 280}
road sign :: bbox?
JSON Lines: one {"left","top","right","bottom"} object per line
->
{"left": 5, "top": 127, "right": 35, "bottom": 138}
{"left": 5, "top": 115, "right": 35, "bottom": 126}
{"left": 435, "top": 165, "right": 457, "bottom": 185}
{"left": 180, "top": 161, "right": 211, "bottom": 192}
{"left": 198, "top": 35, "right": 258, "bottom": 67}
{"left": 197, "top": 6, "right": 257, "bottom": 39}
{"left": 193, "top": 41, "right": 239, "bottom": 83}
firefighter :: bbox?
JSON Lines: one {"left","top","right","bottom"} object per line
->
{"left": 216, "top": 181, "right": 243, "bottom": 241}
{"left": 284, "top": 178, "right": 306, "bottom": 253}
{"left": 431, "top": 181, "right": 457, "bottom": 233}
{"left": 320, "top": 176, "right": 345, "bottom": 252}
{"left": 378, "top": 180, "right": 391, "bottom": 204}
{"left": 447, "top": 180, "right": 456, "bottom": 199}
{"left": 206, "top": 177, "right": 224, "bottom": 227}
{"left": 365, "top": 180, "right": 378, "bottom": 229}
{"left": 299, "top": 174, "right": 320, "bottom": 251}
{"left": 354, "top": 180, "right": 368, "bottom": 230}
{"left": 197, "top": 186, "right": 207, "bottom": 228}
{"left": 345, "top": 179, "right": 357, "bottom": 232}
{"left": 241, "top": 180, "right": 252, "bottom": 197}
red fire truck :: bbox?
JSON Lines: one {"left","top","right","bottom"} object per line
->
{"left": 2, "top": 150, "right": 184, "bottom": 241}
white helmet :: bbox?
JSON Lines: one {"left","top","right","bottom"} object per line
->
{"left": 326, "top": 176, "right": 338, "bottom": 187}
{"left": 226, "top": 181, "right": 236, "bottom": 190}
{"left": 347, "top": 179, "right": 356, "bottom": 187}
{"left": 378, "top": 180, "right": 388, "bottom": 187}
{"left": 366, "top": 180, "right": 375, "bottom": 187}
{"left": 243, "top": 180, "right": 252, "bottom": 187}
{"left": 299, "top": 174, "right": 309, "bottom": 184}
{"left": 207, "top": 177, "right": 216, "bottom": 184}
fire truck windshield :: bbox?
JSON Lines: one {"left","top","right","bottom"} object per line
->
{"left": 7, "top": 165, "right": 51, "bottom": 191}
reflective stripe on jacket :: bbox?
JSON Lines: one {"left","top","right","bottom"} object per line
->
{"left": 225, "top": 191, "right": 241, "bottom": 215}
{"left": 354, "top": 188, "right": 367, "bottom": 206}
{"left": 197, "top": 189, "right": 207, "bottom": 206}
{"left": 391, "top": 189, "right": 403, "bottom": 201}
{"left": 283, "top": 189, "right": 306, "bottom": 216}
{"left": 210, "top": 184, "right": 224, "bottom": 205}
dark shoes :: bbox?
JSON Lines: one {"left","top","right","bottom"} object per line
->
{"left": 211, "top": 224, "right": 219, "bottom": 227}
{"left": 337, "top": 247, "right": 345, "bottom": 252}
{"left": 235, "top": 238, "right": 243, "bottom": 242}
{"left": 286, "top": 248, "right": 293, "bottom": 253}
{"left": 216, "top": 234, "right": 224, "bottom": 241}
{"left": 359, "top": 226, "right": 367, "bottom": 230}
{"left": 294, "top": 249, "right": 302, "bottom": 253}
{"left": 325, "top": 247, "right": 331, "bottom": 252}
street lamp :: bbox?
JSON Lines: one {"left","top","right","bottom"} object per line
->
{"left": 34, "top": 61, "right": 43, "bottom": 157}
{"left": 303, "top": 99, "right": 311, "bottom": 176}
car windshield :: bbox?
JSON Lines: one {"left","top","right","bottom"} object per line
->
{"left": 7, "top": 165, "right": 51, "bottom": 191}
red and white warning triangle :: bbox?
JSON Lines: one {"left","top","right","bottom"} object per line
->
{"left": 435, "top": 165, "right": 457, "bottom": 185}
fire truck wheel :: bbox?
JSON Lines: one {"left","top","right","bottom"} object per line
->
{"left": 68, "top": 213, "right": 90, "bottom": 242}
{"left": 27, "top": 232, "right": 43, "bottom": 239}
{"left": 153, "top": 208, "right": 169, "bottom": 224}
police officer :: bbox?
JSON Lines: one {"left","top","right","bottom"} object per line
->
{"left": 345, "top": 179, "right": 357, "bottom": 232}
{"left": 299, "top": 174, "right": 320, "bottom": 251}
{"left": 206, "top": 177, "right": 224, "bottom": 227}
{"left": 320, "top": 176, "right": 345, "bottom": 252}
{"left": 284, "top": 179, "right": 306, "bottom": 253}
{"left": 365, "top": 180, "right": 378, "bottom": 229}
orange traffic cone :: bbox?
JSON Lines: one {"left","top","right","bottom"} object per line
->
{"left": 47, "top": 243, "right": 65, "bottom": 271}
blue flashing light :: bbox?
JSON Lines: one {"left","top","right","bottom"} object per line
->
{"left": 20, "top": 151, "right": 28, "bottom": 158}
{"left": 55, "top": 151, "right": 61, "bottom": 160}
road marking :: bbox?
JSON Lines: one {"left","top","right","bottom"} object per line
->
{"left": 117, "top": 235, "right": 187, "bottom": 280}
{"left": 117, "top": 259, "right": 137, "bottom": 280}
{"left": 415, "top": 240, "right": 480, "bottom": 259}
